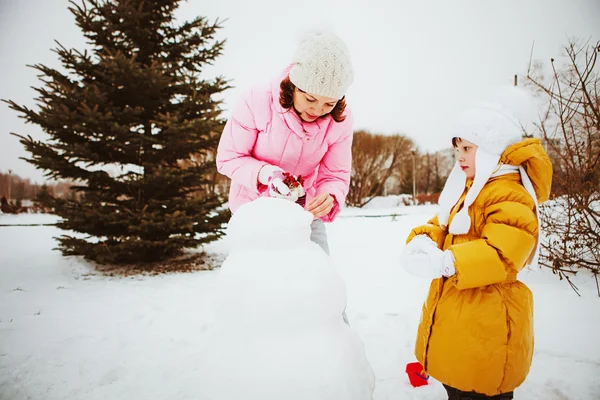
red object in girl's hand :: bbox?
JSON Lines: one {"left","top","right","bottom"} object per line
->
{"left": 281, "top": 172, "right": 303, "bottom": 189}
{"left": 405, "top": 362, "right": 429, "bottom": 387}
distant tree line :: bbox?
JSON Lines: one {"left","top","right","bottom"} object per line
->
{"left": 346, "top": 130, "right": 454, "bottom": 207}
{"left": 2, "top": 131, "right": 456, "bottom": 211}
{"left": 0, "top": 171, "right": 74, "bottom": 202}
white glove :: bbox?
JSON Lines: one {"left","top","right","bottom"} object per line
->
{"left": 258, "top": 165, "right": 284, "bottom": 186}
{"left": 258, "top": 165, "right": 304, "bottom": 202}
{"left": 407, "top": 235, "right": 439, "bottom": 252}
{"left": 442, "top": 251, "right": 456, "bottom": 277}
{"left": 401, "top": 235, "right": 456, "bottom": 279}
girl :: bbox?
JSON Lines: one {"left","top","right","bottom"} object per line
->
{"left": 401, "top": 102, "right": 553, "bottom": 399}
{"left": 216, "top": 32, "right": 354, "bottom": 255}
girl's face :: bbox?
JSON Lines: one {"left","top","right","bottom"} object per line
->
{"left": 454, "top": 138, "right": 478, "bottom": 179}
{"left": 292, "top": 88, "right": 338, "bottom": 122}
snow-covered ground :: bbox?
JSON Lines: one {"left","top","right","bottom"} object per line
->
{"left": 1, "top": 205, "right": 599, "bottom": 400}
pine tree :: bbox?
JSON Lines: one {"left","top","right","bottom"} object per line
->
{"left": 3, "top": 0, "right": 230, "bottom": 264}
{"left": 36, "top": 184, "right": 52, "bottom": 205}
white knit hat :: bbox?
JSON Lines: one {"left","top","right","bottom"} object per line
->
{"left": 288, "top": 32, "right": 354, "bottom": 100}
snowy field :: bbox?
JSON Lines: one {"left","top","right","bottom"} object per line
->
{"left": 1, "top": 205, "right": 599, "bottom": 400}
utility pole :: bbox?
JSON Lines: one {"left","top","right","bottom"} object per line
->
{"left": 8, "top": 169, "right": 12, "bottom": 203}
{"left": 411, "top": 150, "right": 416, "bottom": 205}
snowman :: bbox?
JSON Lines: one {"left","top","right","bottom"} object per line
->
{"left": 196, "top": 197, "right": 375, "bottom": 400}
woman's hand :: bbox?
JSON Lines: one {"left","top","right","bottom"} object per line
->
{"left": 306, "top": 193, "right": 335, "bottom": 218}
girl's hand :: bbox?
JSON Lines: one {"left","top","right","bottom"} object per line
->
{"left": 306, "top": 193, "right": 335, "bottom": 218}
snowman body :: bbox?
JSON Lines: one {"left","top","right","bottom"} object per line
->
{"left": 197, "top": 198, "right": 374, "bottom": 400}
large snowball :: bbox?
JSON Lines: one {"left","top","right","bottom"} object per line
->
{"left": 226, "top": 197, "right": 314, "bottom": 251}
{"left": 196, "top": 197, "right": 375, "bottom": 400}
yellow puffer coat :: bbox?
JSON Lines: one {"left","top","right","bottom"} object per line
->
{"left": 407, "top": 139, "right": 552, "bottom": 396}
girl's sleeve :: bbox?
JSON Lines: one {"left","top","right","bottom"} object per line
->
{"left": 406, "top": 214, "right": 447, "bottom": 249}
{"left": 216, "top": 89, "right": 269, "bottom": 194}
{"left": 447, "top": 200, "right": 538, "bottom": 290}
{"left": 314, "top": 111, "right": 354, "bottom": 222}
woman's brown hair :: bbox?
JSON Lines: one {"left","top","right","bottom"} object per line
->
{"left": 279, "top": 76, "right": 347, "bottom": 123}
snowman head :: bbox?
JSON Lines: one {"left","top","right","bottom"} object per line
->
{"left": 227, "top": 197, "right": 314, "bottom": 251}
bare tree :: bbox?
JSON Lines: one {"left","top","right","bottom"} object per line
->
{"left": 432, "top": 148, "right": 455, "bottom": 193}
{"left": 0, "top": 171, "right": 70, "bottom": 201}
{"left": 347, "top": 131, "right": 414, "bottom": 207}
{"left": 526, "top": 38, "right": 600, "bottom": 296}
{"left": 179, "top": 147, "right": 230, "bottom": 200}
{"left": 398, "top": 148, "right": 454, "bottom": 199}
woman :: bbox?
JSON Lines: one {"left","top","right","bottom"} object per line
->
{"left": 216, "top": 32, "right": 354, "bottom": 255}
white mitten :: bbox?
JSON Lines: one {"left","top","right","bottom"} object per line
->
{"left": 401, "top": 235, "right": 456, "bottom": 279}
{"left": 442, "top": 250, "right": 456, "bottom": 277}
{"left": 258, "top": 165, "right": 299, "bottom": 202}
{"left": 268, "top": 170, "right": 296, "bottom": 200}
{"left": 258, "top": 165, "right": 284, "bottom": 186}
{"left": 408, "top": 234, "right": 439, "bottom": 252}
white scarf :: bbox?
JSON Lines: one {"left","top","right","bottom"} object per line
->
{"left": 437, "top": 161, "right": 541, "bottom": 270}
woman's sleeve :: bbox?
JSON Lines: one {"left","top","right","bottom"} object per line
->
{"left": 314, "top": 112, "right": 354, "bottom": 222}
{"left": 216, "top": 89, "right": 269, "bottom": 194}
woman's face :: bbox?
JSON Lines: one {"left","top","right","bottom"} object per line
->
{"left": 454, "top": 138, "right": 478, "bottom": 179}
{"left": 292, "top": 88, "right": 338, "bottom": 122}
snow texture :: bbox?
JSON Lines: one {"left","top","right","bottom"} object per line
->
{"left": 1, "top": 203, "right": 599, "bottom": 400}
{"left": 197, "top": 198, "right": 375, "bottom": 400}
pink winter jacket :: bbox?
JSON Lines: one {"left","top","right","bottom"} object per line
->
{"left": 216, "top": 65, "right": 354, "bottom": 222}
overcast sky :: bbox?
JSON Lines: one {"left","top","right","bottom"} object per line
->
{"left": 1, "top": 0, "right": 599, "bottom": 183}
